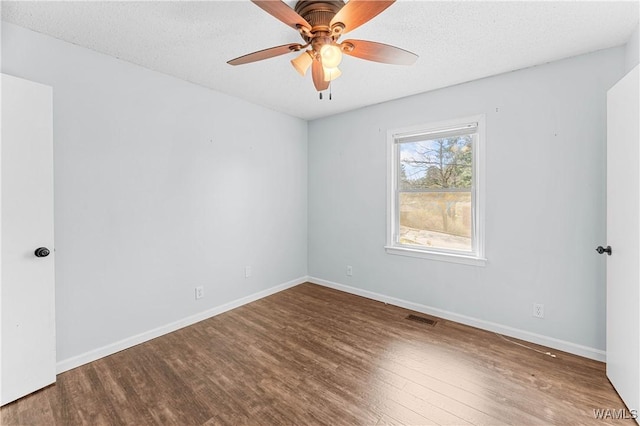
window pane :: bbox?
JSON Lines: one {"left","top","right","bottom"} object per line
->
{"left": 399, "top": 192, "right": 472, "bottom": 251}
{"left": 399, "top": 135, "right": 473, "bottom": 191}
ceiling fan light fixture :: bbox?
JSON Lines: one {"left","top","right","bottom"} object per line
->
{"left": 291, "top": 50, "right": 314, "bottom": 76}
{"left": 323, "top": 66, "right": 342, "bottom": 81}
{"left": 320, "top": 43, "right": 342, "bottom": 69}
{"left": 229, "top": 0, "right": 419, "bottom": 93}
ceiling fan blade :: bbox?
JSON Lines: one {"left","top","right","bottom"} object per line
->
{"left": 342, "top": 39, "right": 418, "bottom": 65}
{"left": 330, "top": 0, "right": 395, "bottom": 34}
{"left": 252, "top": 0, "right": 311, "bottom": 31}
{"left": 312, "top": 60, "right": 329, "bottom": 91}
{"left": 227, "top": 43, "right": 303, "bottom": 66}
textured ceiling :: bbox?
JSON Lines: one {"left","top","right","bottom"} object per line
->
{"left": 2, "top": 1, "right": 639, "bottom": 120}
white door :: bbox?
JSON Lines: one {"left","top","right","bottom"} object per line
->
{"left": 606, "top": 65, "right": 639, "bottom": 418}
{"left": 1, "top": 74, "right": 56, "bottom": 406}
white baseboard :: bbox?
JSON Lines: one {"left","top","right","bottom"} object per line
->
{"left": 56, "top": 276, "right": 307, "bottom": 374}
{"left": 308, "top": 276, "right": 606, "bottom": 362}
{"left": 57, "top": 275, "right": 605, "bottom": 373}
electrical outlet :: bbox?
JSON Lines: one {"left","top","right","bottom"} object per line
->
{"left": 195, "top": 286, "right": 204, "bottom": 300}
{"left": 245, "top": 266, "right": 252, "bottom": 278}
{"left": 533, "top": 303, "right": 544, "bottom": 318}
{"left": 346, "top": 265, "right": 353, "bottom": 276}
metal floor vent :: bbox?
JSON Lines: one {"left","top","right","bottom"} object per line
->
{"left": 406, "top": 314, "right": 438, "bottom": 326}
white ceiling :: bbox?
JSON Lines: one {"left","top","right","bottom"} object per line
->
{"left": 2, "top": 1, "right": 639, "bottom": 120}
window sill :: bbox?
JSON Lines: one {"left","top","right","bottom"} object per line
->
{"left": 385, "top": 245, "right": 487, "bottom": 266}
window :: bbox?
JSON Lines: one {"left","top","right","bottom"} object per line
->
{"left": 386, "top": 115, "right": 485, "bottom": 265}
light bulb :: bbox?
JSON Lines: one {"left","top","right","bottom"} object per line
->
{"left": 291, "top": 51, "right": 313, "bottom": 76}
{"left": 323, "top": 66, "right": 342, "bottom": 81}
{"left": 320, "top": 44, "right": 342, "bottom": 69}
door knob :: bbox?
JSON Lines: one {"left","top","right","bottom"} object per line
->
{"left": 34, "top": 247, "right": 50, "bottom": 258}
{"left": 596, "top": 245, "right": 612, "bottom": 255}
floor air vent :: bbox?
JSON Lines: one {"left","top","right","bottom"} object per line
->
{"left": 406, "top": 314, "right": 438, "bottom": 326}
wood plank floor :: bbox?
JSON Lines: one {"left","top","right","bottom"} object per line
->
{"left": 1, "top": 283, "right": 632, "bottom": 425}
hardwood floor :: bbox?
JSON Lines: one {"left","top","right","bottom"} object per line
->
{"left": 1, "top": 283, "right": 632, "bottom": 425}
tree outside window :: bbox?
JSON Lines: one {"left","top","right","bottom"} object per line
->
{"left": 398, "top": 134, "right": 473, "bottom": 251}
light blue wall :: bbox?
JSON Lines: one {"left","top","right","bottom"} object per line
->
{"left": 625, "top": 23, "right": 639, "bottom": 72}
{"left": 308, "top": 47, "right": 626, "bottom": 355}
{"left": 2, "top": 22, "right": 308, "bottom": 364}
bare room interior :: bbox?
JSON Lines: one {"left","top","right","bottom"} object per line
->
{"left": 1, "top": 1, "right": 639, "bottom": 424}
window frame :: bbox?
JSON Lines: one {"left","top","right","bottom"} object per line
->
{"left": 385, "top": 115, "right": 486, "bottom": 266}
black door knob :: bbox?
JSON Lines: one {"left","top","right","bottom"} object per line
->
{"left": 34, "top": 247, "right": 50, "bottom": 258}
{"left": 596, "top": 245, "right": 612, "bottom": 255}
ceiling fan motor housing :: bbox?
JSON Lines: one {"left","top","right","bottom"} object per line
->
{"left": 294, "top": 0, "right": 345, "bottom": 42}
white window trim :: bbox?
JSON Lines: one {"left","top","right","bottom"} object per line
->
{"left": 385, "top": 114, "right": 486, "bottom": 266}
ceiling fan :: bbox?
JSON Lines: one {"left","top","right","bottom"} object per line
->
{"left": 227, "top": 0, "right": 418, "bottom": 92}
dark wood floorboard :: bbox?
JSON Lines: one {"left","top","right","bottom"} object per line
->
{"left": 1, "top": 283, "right": 631, "bottom": 425}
